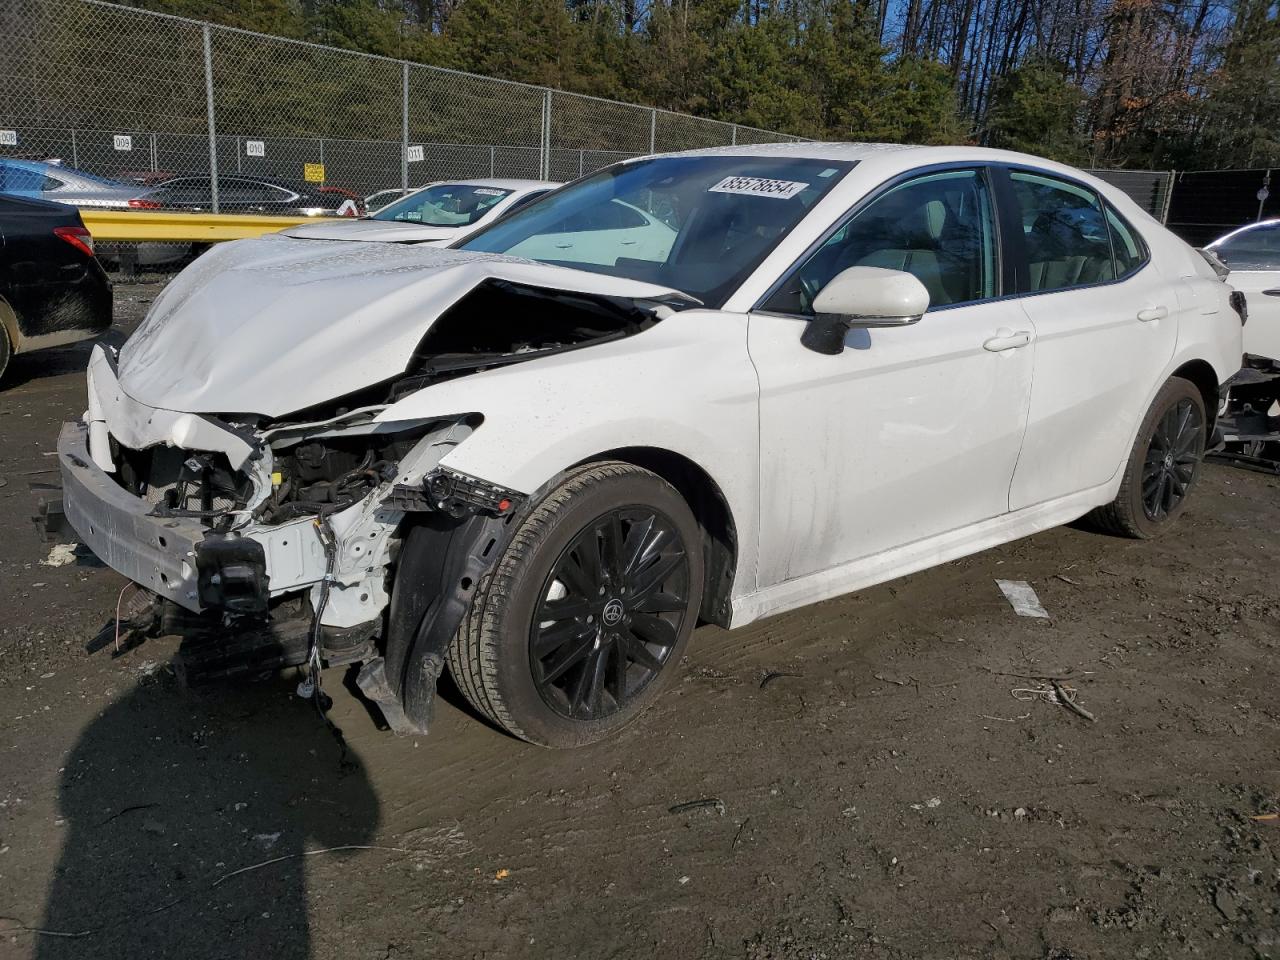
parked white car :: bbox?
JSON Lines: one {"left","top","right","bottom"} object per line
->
{"left": 1204, "top": 219, "right": 1280, "bottom": 459}
{"left": 280, "top": 178, "right": 558, "bottom": 246}
{"left": 55, "top": 144, "right": 1242, "bottom": 747}
{"left": 1206, "top": 219, "right": 1280, "bottom": 362}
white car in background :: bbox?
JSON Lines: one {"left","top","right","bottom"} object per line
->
{"left": 1205, "top": 219, "right": 1280, "bottom": 459}
{"left": 56, "top": 144, "right": 1242, "bottom": 749}
{"left": 281, "top": 178, "right": 558, "bottom": 245}
{"left": 1206, "top": 219, "right": 1280, "bottom": 363}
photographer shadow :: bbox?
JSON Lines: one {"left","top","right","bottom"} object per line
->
{"left": 36, "top": 670, "right": 378, "bottom": 960}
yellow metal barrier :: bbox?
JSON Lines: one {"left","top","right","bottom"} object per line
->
{"left": 78, "top": 209, "right": 341, "bottom": 243}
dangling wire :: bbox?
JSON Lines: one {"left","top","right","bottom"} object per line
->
{"left": 298, "top": 514, "right": 355, "bottom": 772}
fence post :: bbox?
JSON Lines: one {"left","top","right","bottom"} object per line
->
{"left": 401, "top": 61, "right": 409, "bottom": 192}
{"left": 70, "top": 128, "right": 78, "bottom": 168}
{"left": 649, "top": 108, "right": 656, "bottom": 153}
{"left": 202, "top": 24, "right": 219, "bottom": 213}
{"left": 1160, "top": 170, "right": 1176, "bottom": 224}
{"left": 540, "top": 89, "right": 551, "bottom": 181}
{"left": 490, "top": 145, "right": 496, "bottom": 178}
{"left": 731, "top": 125, "right": 737, "bottom": 146}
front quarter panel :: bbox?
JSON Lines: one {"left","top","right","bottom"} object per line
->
{"left": 377, "top": 308, "right": 762, "bottom": 596}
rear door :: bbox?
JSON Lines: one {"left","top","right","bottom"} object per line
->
{"left": 1004, "top": 168, "right": 1178, "bottom": 510}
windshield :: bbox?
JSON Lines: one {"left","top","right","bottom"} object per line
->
{"left": 459, "top": 155, "right": 854, "bottom": 307}
{"left": 373, "top": 183, "right": 513, "bottom": 226}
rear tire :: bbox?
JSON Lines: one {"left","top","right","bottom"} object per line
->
{"left": 0, "top": 320, "right": 11, "bottom": 383}
{"left": 1086, "top": 376, "right": 1207, "bottom": 538}
{"left": 446, "top": 461, "right": 704, "bottom": 747}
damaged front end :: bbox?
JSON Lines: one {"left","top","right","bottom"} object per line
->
{"left": 55, "top": 241, "right": 694, "bottom": 733}
{"left": 59, "top": 346, "right": 520, "bottom": 731}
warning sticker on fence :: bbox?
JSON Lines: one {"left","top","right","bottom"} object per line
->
{"left": 708, "top": 176, "right": 809, "bottom": 200}
{"left": 113, "top": 135, "right": 133, "bottom": 152}
{"left": 0, "top": 130, "right": 17, "bottom": 146}
{"left": 245, "top": 140, "right": 265, "bottom": 157}
{"left": 303, "top": 162, "right": 325, "bottom": 183}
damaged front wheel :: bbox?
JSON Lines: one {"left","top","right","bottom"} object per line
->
{"left": 447, "top": 461, "right": 704, "bottom": 747}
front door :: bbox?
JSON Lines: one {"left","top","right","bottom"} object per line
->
{"left": 748, "top": 167, "right": 1035, "bottom": 588}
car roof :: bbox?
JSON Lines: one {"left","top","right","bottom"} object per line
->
{"left": 1207, "top": 218, "right": 1280, "bottom": 247}
{"left": 0, "top": 190, "right": 83, "bottom": 221}
{"left": 441, "top": 178, "right": 559, "bottom": 191}
{"left": 0, "top": 157, "right": 125, "bottom": 187}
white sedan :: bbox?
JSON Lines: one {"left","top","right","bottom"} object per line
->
{"left": 1206, "top": 218, "right": 1280, "bottom": 363}
{"left": 281, "top": 178, "right": 558, "bottom": 245}
{"left": 56, "top": 143, "right": 1242, "bottom": 748}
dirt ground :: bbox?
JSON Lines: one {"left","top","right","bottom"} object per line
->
{"left": 1, "top": 279, "right": 1278, "bottom": 960}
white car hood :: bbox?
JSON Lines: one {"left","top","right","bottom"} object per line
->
{"left": 279, "top": 219, "right": 457, "bottom": 243}
{"left": 118, "top": 234, "right": 690, "bottom": 417}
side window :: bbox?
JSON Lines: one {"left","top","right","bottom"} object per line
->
{"left": 1010, "top": 171, "right": 1115, "bottom": 292}
{"left": 1213, "top": 223, "right": 1280, "bottom": 270}
{"left": 764, "top": 168, "right": 997, "bottom": 314}
{"left": 1106, "top": 205, "right": 1148, "bottom": 278}
{"left": 42, "top": 175, "right": 66, "bottom": 191}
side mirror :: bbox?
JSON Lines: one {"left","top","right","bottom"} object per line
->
{"left": 801, "top": 267, "right": 931, "bottom": 355}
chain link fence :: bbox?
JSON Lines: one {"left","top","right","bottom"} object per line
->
{"left": 0, "top": 0, "right": 802, "bottom": 211}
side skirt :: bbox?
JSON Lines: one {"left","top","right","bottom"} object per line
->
{"left": 728, "top": 480, "right": 1118, "bottom": 628}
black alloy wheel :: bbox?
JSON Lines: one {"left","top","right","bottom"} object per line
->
{"left": 530, "top": 507, "right": 691, "bottom": 720}
{"left": 1141, "top": 396, "right": 1203, "bottom": 521}
{"left": 446, "top": 461, "right": 704, "bottom": 747}
{"left": 1087, "top": 376, "right": 1207, "bottom": 539}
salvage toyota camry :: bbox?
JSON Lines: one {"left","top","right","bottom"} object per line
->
{"left": 55, "top": 144, "right": 1243, "bottom": 747}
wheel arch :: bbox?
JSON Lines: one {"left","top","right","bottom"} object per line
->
{"left": 573, "top": 446, "right": 738, "bottom": 628}
{"left": 1169, "top": 358, "right": 1220, "bottom": 428}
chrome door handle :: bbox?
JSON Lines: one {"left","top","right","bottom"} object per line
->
{"left": 983, "top": 329, "right": 1032, "bottom": 352}
{"left": 1137, "top": 305, "right": 1169, "bottom": 322}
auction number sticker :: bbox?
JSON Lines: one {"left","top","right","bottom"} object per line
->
{"left": 473, "top": 188, "right": 506, "bottom": 196}
{"left": 245, "top": 139, "right": 265, "bottom": 157}
{"left": 113, "top": 134, "right": 133, "bottom": 151}
{"left": 0, "top": 130, "right": 17, "bottom": 146}
{"left": 709, "top": 176, "right": 808, "bottom": 199}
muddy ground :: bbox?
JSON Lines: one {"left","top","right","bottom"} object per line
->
{"left": 0, "top": 279, "right": 1277, "bottom": 960}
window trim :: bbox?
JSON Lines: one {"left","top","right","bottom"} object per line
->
{"left": 751, "top": 161, "right": 1007, "bottom": 316}
{"left": 995, "top": 164, "right": 1152, "bottom": 298}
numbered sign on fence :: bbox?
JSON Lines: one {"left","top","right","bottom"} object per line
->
{"left": 407, "top": 145, "right": 424, "bottom": 163}
{"left": 304, "top": 163, "right": 325, "bottom": 183}
{"left": 0, "top": 130, "right": 17, "bottom": 146}
{"left": 113, "top": 135, "right": 132, "bottom": 151}
{"left": 245, "top": 140, "right": 265, "bottom": 158}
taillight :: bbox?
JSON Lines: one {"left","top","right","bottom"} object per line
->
{"left": 128, "top": 198, "right": 162, "bottom": 209}
{"left": 53, "top": 225, "right": 95, "bottom": 258}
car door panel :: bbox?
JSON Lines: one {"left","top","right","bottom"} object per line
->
{"left": 748, "top": 166, "right": 1033, "bottom": 588}
{"left": 750, "top": 304, "right": 1035, "bottom": 587}
{"left": 1003, "top": 170, "right": 1178, "bottom": 511}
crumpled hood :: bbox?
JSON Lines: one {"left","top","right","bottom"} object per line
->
{"left": 118, "top": 233, "right": 690, "bottom": 417}
{"left": 278, "top": 219, "right": 457, "bottom": 243}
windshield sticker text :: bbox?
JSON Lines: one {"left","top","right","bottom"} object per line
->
{"left": 709, "top": 176, "right": 809, "bottom": 199}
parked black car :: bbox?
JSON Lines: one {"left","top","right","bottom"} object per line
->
{"left": 141, "top": 175, "right": 364, "bottom": 216}
{"left": 0, "top": 194, "right": 112, "bottom": 382}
